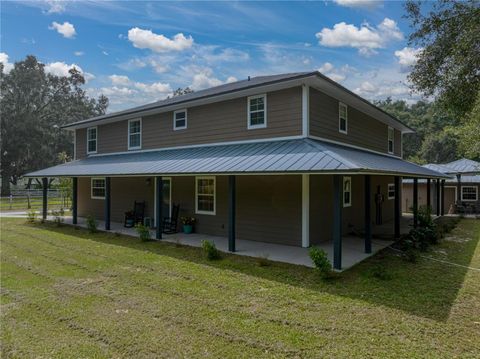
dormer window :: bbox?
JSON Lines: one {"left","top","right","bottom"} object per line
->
{"left": 339, "top": 102, "right": 348, "bottom": 134}
{"left": 248, "top": 94, "right": 267, "bottom": 129}
{"left": 128, "top": 119, "right": 142, "bottom": 150}
{"left": 388, "top": 126, "right": 394, "bottom": 154}
{"left": 87, "top": 126, "right": 97, "bottom": 154}
{"left": 174, "top": 109, "right": 187, "bottom": 130}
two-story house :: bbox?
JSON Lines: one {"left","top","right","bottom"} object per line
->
{"left": 25, "top": 71, "right": 447, "bottom": 269}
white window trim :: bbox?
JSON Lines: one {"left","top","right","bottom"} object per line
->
{"left": 86, "top": 126, "right": 97, "bottom": 155}
{"left": 388, "top": 183, "right": 395, "bottom": 200}
{"left": 388, "top": 126, "right": 394, "bottom": 154}
{"left": 339, "top": 102, "right": 348, "bottom": 134}
{"left": 91, "top": 177, "right": 106, "bottom": 200}
{"left": 173, "top": 109, "right": 188, "bottom": 131}
{"left": 128, "top": 118, "right": 142, "bottom": 150}
{"left": 343, "top": 176, "right": 352, "bottom": 207}
{"left": 195, "top": 176, "right": 216, "bottom": 215}
{"left": 461, "top": 186, "right": 478, "bottom": 202}
{"left": 247, "top": 94, "right": 267, "bottom": 130}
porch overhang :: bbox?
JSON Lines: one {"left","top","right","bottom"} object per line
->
{"left": 23, "top": 138, "right": 450, "bottom": 179}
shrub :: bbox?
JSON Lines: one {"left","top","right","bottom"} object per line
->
{"left": 417, "top": 205, "right": 433, "bottom": 228}
{"left": 309, "top": 247, "right": 332, "bottom": 277}
{"left": 256, "top": 253, "right": 270, "bottom": 267}
{"left": 202, "top": 240, "right": 220, "bottom": 260}
{"left": 50, "top": 208, "right": 65, "bottom": 227}
{"left": 26, "top": 209, "right": 37, "bottom": 223}
{"left": 135, "top": 223, "right": 151, "bottom": 242}
{"left": 402, "top": 248, "right": 419, "bottom": 263}
{"left": 86, "top": 215, "right": 97, "bottom": 233}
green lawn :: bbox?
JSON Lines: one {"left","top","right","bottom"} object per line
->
{"left": 1, "top": 218, "right": 479, "bottom": 358}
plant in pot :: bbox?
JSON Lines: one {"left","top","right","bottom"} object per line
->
{"left": 181, "top": 216, "right": 196, "bottom": 234}
{"left": 125, "top": 210, "right": 135, "bottom": 228}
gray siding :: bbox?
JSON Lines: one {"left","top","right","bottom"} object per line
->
{"left": 75, "top": 87, "right": 302, "bottom": 159}
{"left": 309, "top": 88, "right": 402, "bottom": 156}
{"left": 310, "top": 174, "right": 396, "bottom": 244}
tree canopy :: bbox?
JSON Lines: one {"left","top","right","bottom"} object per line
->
{"left": 0, "top": 55, "right": 108, "bottom": 195}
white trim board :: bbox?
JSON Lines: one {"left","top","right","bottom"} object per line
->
{"left": 301, "top": 174, "right": 310, "bottom": 248}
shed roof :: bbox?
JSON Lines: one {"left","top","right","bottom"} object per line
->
{"left": 24, "top": 138, "right": 448, "bottom": 179}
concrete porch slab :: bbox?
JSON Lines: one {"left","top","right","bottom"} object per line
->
{"left": 54, "top": 216, "right": 393, "bottom": 271}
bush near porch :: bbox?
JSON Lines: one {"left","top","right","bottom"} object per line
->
{"left": 1, "top": 217, "right": 479, "bottom": 358}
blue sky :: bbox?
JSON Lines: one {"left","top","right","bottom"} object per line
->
{"left": 1, "top": 0, "right": 424, "bottom": 112}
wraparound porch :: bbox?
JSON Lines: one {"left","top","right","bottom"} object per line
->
{"left": 62, "top": 216, "right": 395, "bottom": 270}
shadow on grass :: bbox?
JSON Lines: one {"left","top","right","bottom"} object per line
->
{"left": 24, "top": 219, "right": 480, "bottom": 322}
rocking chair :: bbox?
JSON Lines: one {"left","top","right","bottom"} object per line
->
{"left": 124, "top": 201, "right": 146, "bottom": 228}
{"left": 163, "top": 204, "right": 180, "bottom": 234}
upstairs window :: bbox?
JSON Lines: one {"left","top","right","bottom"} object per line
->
{"left": 388, "top": 183, "right": 395, "bottom": 199}
{"left": 343, "top": 176, "right": 352, "bottom": 207}
{"left": 388, "top": 127, "right": 394, "bottom": 154}
{"left": 339, "top": 102, "right": 348, "bottom": 134}
{"left": 174, "top": 109, "right": 187, "bottom": 130}
{"left": 87, "top": 127, "right": 97, "bottom": 154}
{"left": 91, "top": 178, "right": 105, "bottom": 199}
{"left": 248, "top": 94, "right": 267, "bottom": 129}
{"left": 196, "top": 177, "right": 216, "bottom": 215}
{"left": 461, "top": 186, "right": 478, "bottom": 201}
{"left": 128, "top": 119, "right": 142, "bottom": 150}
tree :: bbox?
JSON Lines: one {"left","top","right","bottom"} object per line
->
{"left": 405, "top": 0, "right": 480, "bottom": 117}
{"left": 171, "top": 87, "right": 194, "bottom": 97}
{"left": 0, "top": 55, "right": 108, "bottom": 195}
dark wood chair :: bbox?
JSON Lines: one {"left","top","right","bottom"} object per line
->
{"left": 162, "top": 204, "right": 180, "bottom": 234}
{"left": 124, "top": 201, "right": 146, "bottom": 228}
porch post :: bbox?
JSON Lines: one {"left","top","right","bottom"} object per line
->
{"left": 228, "top": 175, "right": 236, "bottom": 252}
{"left": 441, "top": 180, "right": 445, "bottom": 215}
{"left": 104, "top": 177, "right": 111, "bottom": 230}
{"left": 426, "top": 178, "right": 431, "bottom": 209}
{"left": 413, "top": 178, "right": 418, "bottom": 228}
{"left": 42, "top": 177, "right": 48, "bottom": 220}
{"left": 333, "top": 175, "right": 342, "bottom": 270}
{"left": 72, "top": 177, "right": 78, "bottom": 225}
{"left": 302, "top": 174, "right": 310, "bottom": 248}
{"left": 394, "top": 176, "right": 401, "bottom": 239}
{"left": 436, "top": 179, "right": 441, "bottom": 215}
{"left": 156, "top": 177, "right": 163, "bottom": 240}
{"left": 456, "top": 174, "right": 461, "bottom": 203}
{"left": 364, "top": 175, "right": 372, "bottom": 253}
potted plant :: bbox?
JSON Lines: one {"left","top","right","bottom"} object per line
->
{"left": 125, "top": 210, "right": 135, "bottom": 228}
{"left": 181, "top": 216, "right": 196, "bottom": 234}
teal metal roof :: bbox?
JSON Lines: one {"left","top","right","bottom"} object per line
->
{"left": 24, "top": 138, "right": 449, "bottom": 179}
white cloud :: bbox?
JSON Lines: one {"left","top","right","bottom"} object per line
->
{"left": 395, "top": 47, "right": 423, "bottom": 67}
{"left": 316, "top": 18, "right": 403, "bottom": 56}
{"left": 44, "top": 61, "right": 95, "bottom": 82}
{"left": 74, "top": 51, "right": 84, "bottom": 56}
{"left": 318, "top": 62, "right": 334, "bottom": 73}
{"left": 109, "top": 74, "right": 131, "bottom": 86}
{"left": 334, "top": 0, "right": 382, "bottom": 9}
{"left": 133, "top": 82, "right": 171, "bottom": 94}
{"left": 188, "top": 67, "right": 237, "bottom": 91}
{"left": 45, "top": 0, "right": 66, "bottom": 14}
{"left": 317, "top": 62, "right": 353, "bottom": 83}
{"left": 0, "top": 52, "right": 14, "bottom": 73}
{"left": 49, "top": 21, "right": 76, "bottom": 39}
{"left": 127, "top": 28, "right": 194, "bottom": 53}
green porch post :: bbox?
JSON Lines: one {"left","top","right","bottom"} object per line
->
{"left": 156, "top": 177, "right": 163, "bottom": 240}
{"left": 72, "top": 177, "right": 78, "bottom": 225}
{"left": 333, "top": 175, "right": 342, "bottom": 270}
{"left": 413, "top": 178, "right": 418, "bottom": 228}
{"left": 42, "top": 177, "right": 48, "bottom": 220}
{"left": 228, "top": 175, "right": 236, "bottom": 252}
{"left": 364, "top": 175, "right": 372, "bottom": 254}
{"left": 426, "top": 178, "right": 431, "bottom": 209}
{"left": 394, "top": 176, "right": 401, "bottom": 239}
{"left": 441, "top": 180, "right": 445, "bottom": 215}
{"left": 456, "top": 174, "right": 461, "bottom": 203}
{"left": 436, "top": 179, "right": 441, "bottom": 215}
{"left": 104, "top": 177, "right": 111, "bottom": 230}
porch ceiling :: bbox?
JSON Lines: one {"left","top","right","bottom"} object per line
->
{"left": 24, "top": 138, "right": 449, "bottom": 179}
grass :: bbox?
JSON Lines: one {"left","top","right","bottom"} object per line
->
{"left": 1, "top": 217, "right": 479, "bottom": 358}
{"left": 0, "top": 197, "right": 66, "bottom": 212}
